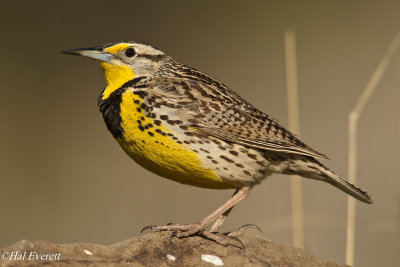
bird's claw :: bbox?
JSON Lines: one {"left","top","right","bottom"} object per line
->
{"left": 140, "top": 225, "right": 156, "bottom": 233}
{"left": 224, "top": 223, "right": 263, "bottom": 237}
{"left": 226, "top": 235, "right": 245, "bottom": 250}
{"left": 200, "top": 231, "right": 245, "bottom": 250}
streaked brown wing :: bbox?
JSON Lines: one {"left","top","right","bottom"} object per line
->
{"left": 187, "top": 98, "right": 328, "bottom": 159}
{"left": 147, "top": 72, "right": 328, "bottom": 160}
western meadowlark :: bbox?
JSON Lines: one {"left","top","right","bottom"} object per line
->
{"left": 63, "top": 41, "right": 371, "bottom": 247}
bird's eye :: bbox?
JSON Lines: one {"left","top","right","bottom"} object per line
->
{"left": 125, "top": 48, "right": 136, "bottom": 58}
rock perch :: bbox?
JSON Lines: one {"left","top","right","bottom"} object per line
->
{"left": 1, "top": 232, "right": 348, "bottom": 266}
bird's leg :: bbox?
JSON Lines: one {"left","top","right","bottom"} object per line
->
{"left": 208, "top": 189, "right": 239, "bottom": 232}
{"left": 208, "top": 209, "right": 263, "bottom": 239}
{"left": 208, "top": 206, "right": 234, "bottom": 232}
{"left": 141, "top": 186, "right": 251, "bottom": 239}
{"left": 199, "top": 204, "right": 247, "bottom": 250}
{"left": 208, "top": 189, "right": 263, "bottom": 238}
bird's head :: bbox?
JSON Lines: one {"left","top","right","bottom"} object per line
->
{"left": 63, "top": 41, "right": 166, "bottom": 99}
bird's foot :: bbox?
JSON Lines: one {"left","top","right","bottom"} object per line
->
{"left": 141, "top": 223, "right": 204, "bottom": 237}
{"left": 204, "top": 224, "right": 263, "bottom": 249}
{"left": 141, "top": 223, "right": 245, "bottom": 249}
{"left": 200, "top": 231, "right": 245, "bottom": 249}
{"left": 223, "top": 224, "right": 263, "bottom": 237}
{"left": 141, "top": 223, "right": 262, "bottom": 249}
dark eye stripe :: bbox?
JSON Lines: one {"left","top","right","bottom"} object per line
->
{"left": 136, "top": 54, "right": 165, "bottom": 62}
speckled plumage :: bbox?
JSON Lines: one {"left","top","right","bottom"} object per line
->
{"left": 112, "top": 56, "right": 369, "bottom": 202}
{"left": 64, "top": 41, "right": 371, "bottom": 245}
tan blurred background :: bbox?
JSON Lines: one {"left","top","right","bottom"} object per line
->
{"left": 0, "top": 0, "right": 399, "bottom": 265}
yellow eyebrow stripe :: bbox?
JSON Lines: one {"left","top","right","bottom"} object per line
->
{"left": 105, "top": 43, "right": 131, "bottom": 54}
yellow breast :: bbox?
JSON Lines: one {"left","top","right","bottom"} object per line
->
{"left": 117, "top": 90, "right": 232, "bottom": 189}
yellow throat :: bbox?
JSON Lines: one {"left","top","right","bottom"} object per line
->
{"left": 100, "top": 62, "right": 135, "bottom": 100}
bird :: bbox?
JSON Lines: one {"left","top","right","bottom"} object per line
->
{"left": 63, "top": 41, "right": 372, "bottom": 247}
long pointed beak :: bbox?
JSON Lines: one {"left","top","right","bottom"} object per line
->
{"left": 62, "top": 46, "right": 113, "bottom": 63}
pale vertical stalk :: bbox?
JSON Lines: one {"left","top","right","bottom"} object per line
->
{"left": 396, "top": 53, "right": 400, "bottom": 144}
{"left": 346, "top": 32, "right": 400, "bottom": 266}
{"left": 284, "top": 29, "right": 304, "bottom": 248}
{"left": 346, "top": 113, "right": 357, "bottom": 266}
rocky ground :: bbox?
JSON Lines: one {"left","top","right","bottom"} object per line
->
{"left": 1, "top": 232, "right": 348, "bottom": 266}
